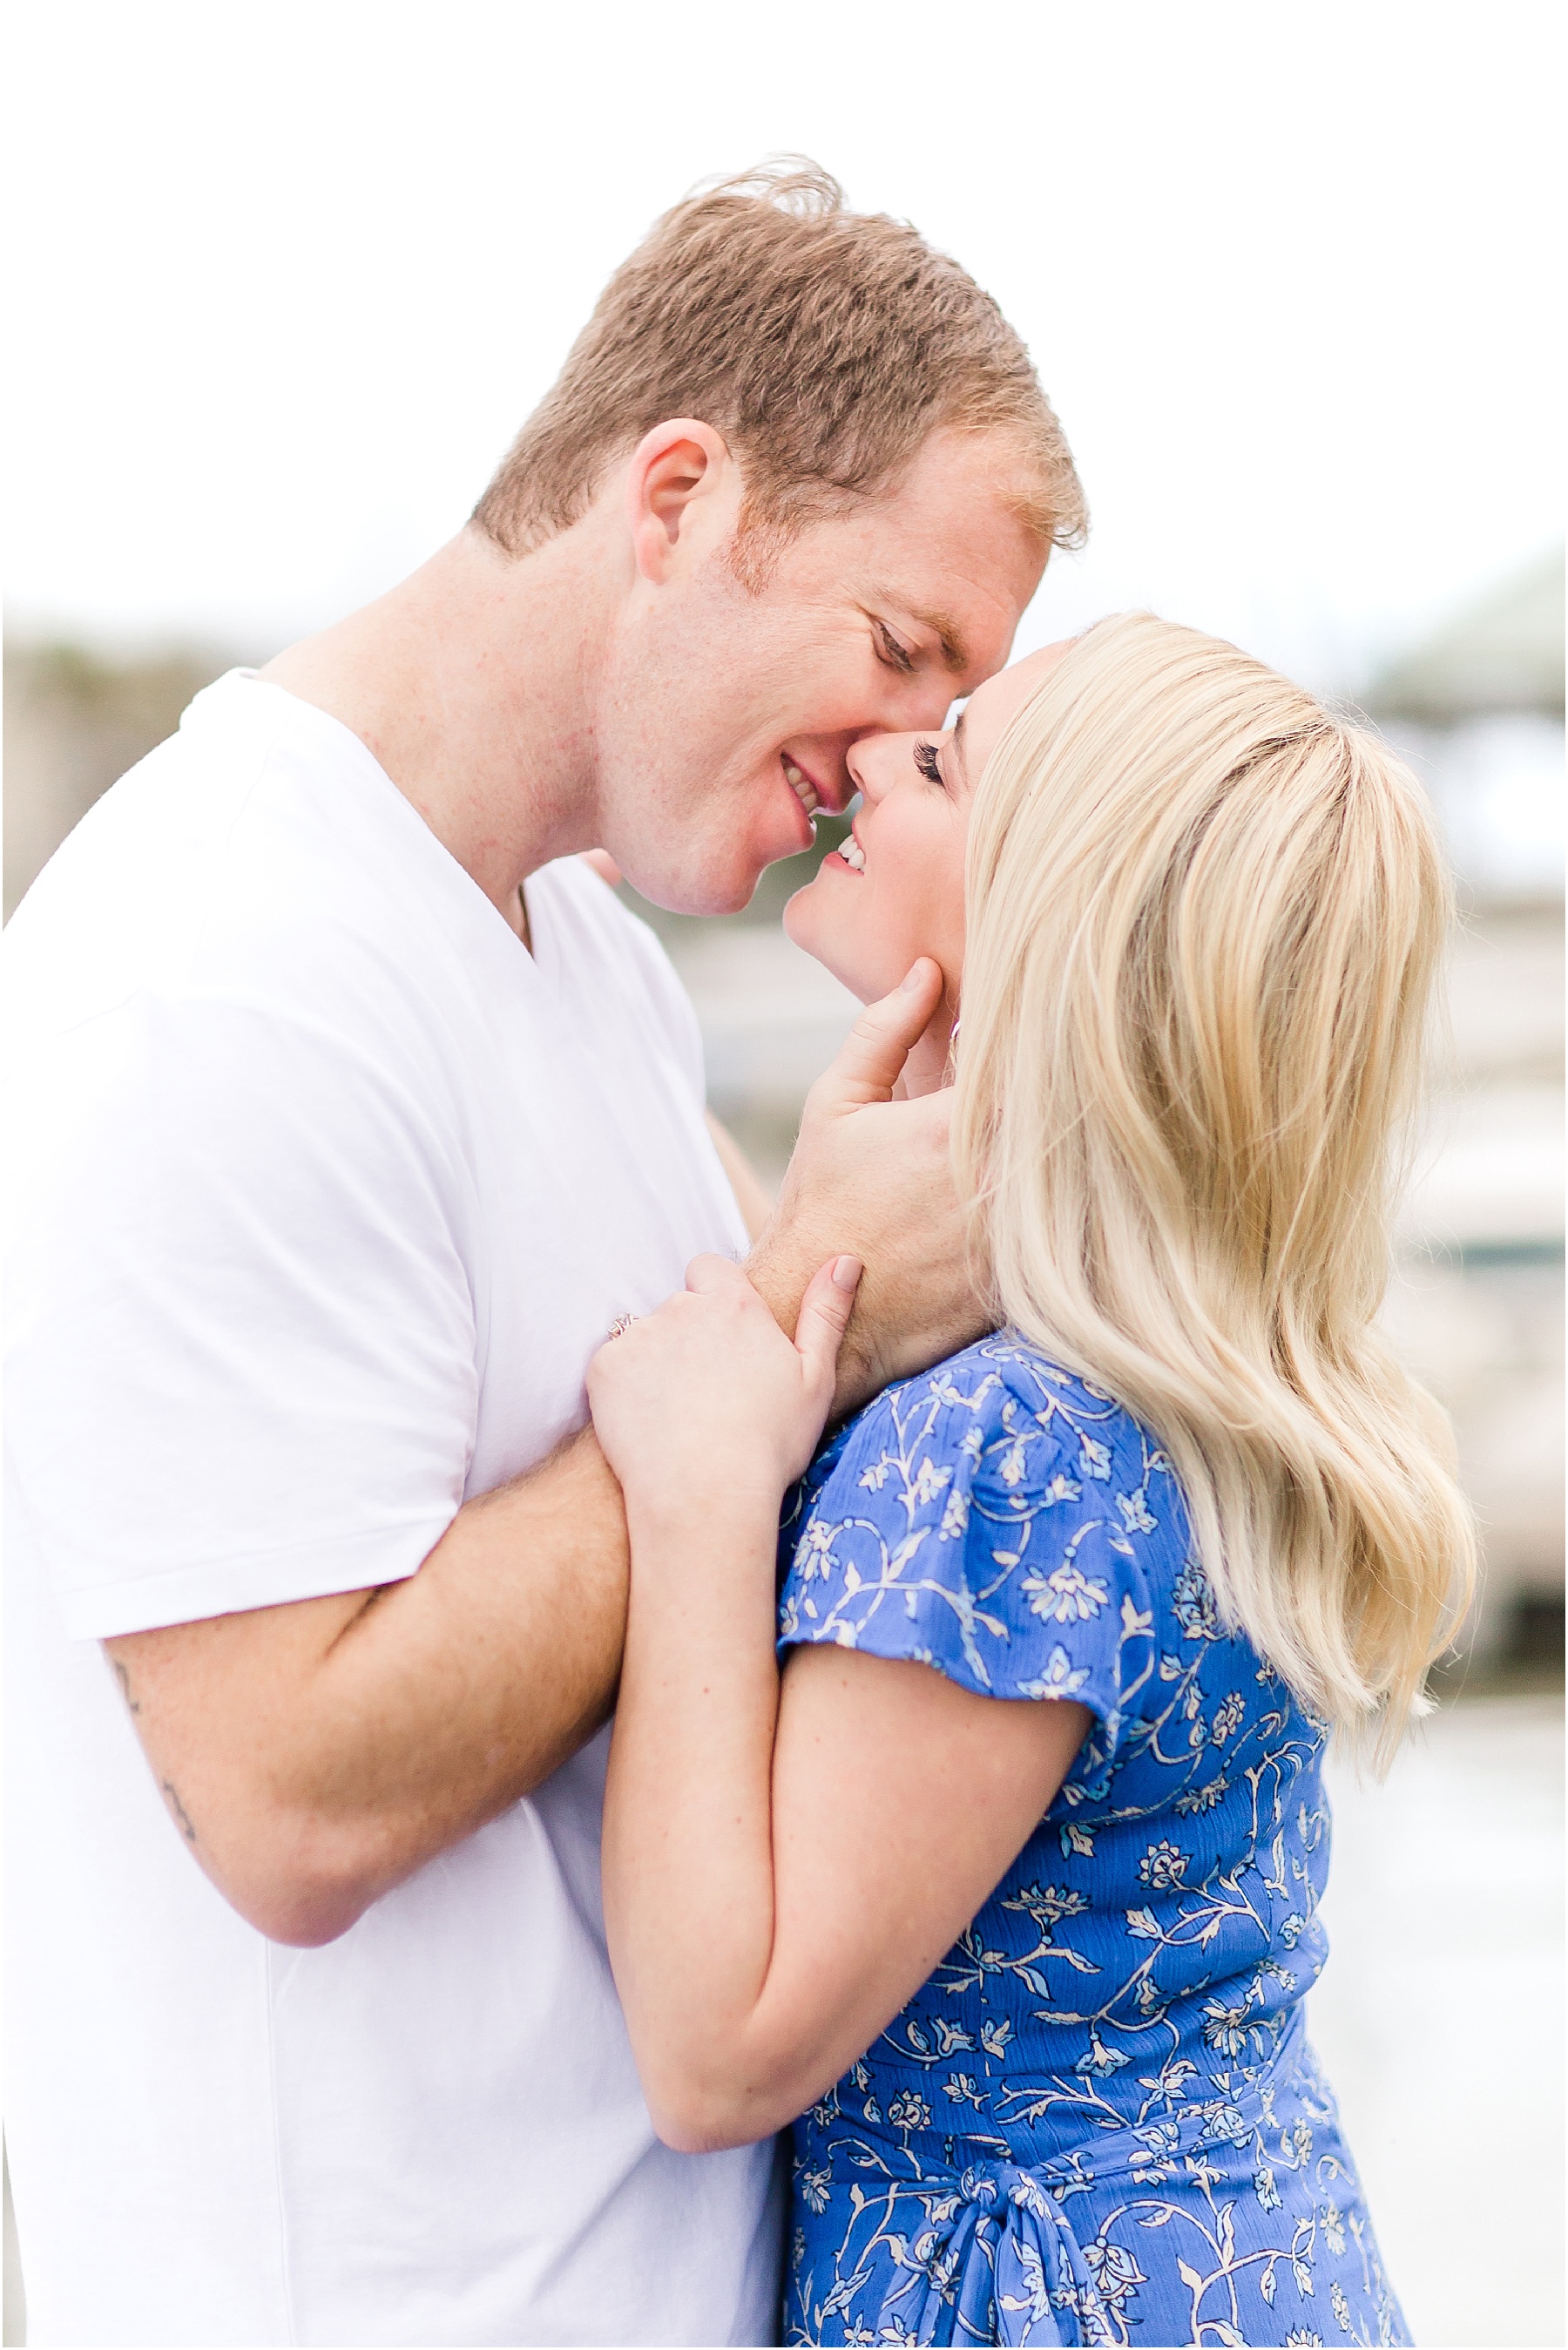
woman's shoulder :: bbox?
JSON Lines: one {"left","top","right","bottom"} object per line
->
{"left": 864, "top": 1330, "right": 1141, "bottom": 1436}
{"left": 780, "top": 1334, "right": 1191, "bottom": 1715}
{"left": 795, "top": 1332, "right": 1177, "bottom": 1535}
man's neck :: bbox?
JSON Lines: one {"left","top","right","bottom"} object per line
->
{"left": 260, "top": 525, "right": 612, "bottom": 937}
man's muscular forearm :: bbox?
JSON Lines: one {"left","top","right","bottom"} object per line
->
{"left": 108, "top": 1170, "right": 972, "bottom": 1954}
{"left": 106, "top": 1428, "right": 628, "bottom": 1947}
{"left": 107, "top": 968, "right": 985, "bottom": 1950}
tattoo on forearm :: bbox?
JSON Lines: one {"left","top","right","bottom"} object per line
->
{"left": 162, "top": 1781, "right": 198, "bottom": 1844}
{"left": 109, "top": 1657, "right": 195, "bottom": 1845}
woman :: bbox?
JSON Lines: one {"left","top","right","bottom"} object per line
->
{"left": 587, "top": 614, "right": 1473, "bottom": 2347}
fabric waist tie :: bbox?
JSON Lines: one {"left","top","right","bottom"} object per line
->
{"left": 909, "top": 2158, "right": 1103, "bottom": 2347}
{"left": 834, "top": 2011, "right": 1310, "bottom": 2347}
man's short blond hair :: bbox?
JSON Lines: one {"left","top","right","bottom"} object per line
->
{"left": 472, "top": 159, "right": 1086, "bottom": 565}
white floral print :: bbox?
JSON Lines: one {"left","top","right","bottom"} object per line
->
{"left": 776, "top": 1336, "right": 1406, "bottom": 2347}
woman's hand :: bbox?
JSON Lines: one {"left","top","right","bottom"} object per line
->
{"left": 588, "top": 1253, "right": 862, "bottom": 1529}
{"left": 746, "top": 961, "right": 991, "bottom": 1418}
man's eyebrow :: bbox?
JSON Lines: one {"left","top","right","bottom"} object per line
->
{"left": 912, "top": 608, "right": 970, "bottom": 674}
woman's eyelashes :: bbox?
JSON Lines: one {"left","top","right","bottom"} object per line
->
{"left": 913, "top": 740, "right": 944, "bottom": 785}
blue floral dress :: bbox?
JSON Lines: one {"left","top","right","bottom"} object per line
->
{"left": 775, "top": 1336, "right": 1406, "bottom": 2349}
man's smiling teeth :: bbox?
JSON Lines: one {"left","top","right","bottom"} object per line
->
{"left": 840, "top": 837, "right": 866, "bottom": 872}
{"left": 783, "top": 758, "right": 821, "bottom": 817}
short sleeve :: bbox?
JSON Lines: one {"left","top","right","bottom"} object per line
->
{"left": 5, "top": 989, "right": 479, "bottom": 1639}
{"left": 778, "top": 1344, "right": 1168, "bottom": 1751}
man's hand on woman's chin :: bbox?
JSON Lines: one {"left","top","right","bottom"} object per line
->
{"left": 747, "top": 960, "right": 994, "bottom": 1419}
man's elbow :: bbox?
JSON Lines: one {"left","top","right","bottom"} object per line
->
{"left": 205, "top": 1814, "right": 389, "bottom": 1948}
{"left": 235, "top": 1873, "right": 372, "bottom": 1949}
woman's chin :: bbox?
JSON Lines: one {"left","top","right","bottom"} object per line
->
{"left": 783, "top": 881, "right": 876, "bottom": 1001}
{"left": 781, "top": 879, "right": 823, "bottom": 958}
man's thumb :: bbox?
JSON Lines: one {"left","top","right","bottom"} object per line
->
{"left": 794, "top": 1256, "right": 862, "bottom": 1388}
{"left": 815, "top": 959, "right": 945, "bottom": 1111}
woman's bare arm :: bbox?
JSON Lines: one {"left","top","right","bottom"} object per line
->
{"left": 603, "top": 1518, "right": 1089, "bottom": 2149}
{"left": 590, "top": 1247, "right": 1088, "bottom": 2154}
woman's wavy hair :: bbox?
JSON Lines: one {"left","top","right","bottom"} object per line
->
{"left": 953, "top": 613, "right": 1474, "bottom": 1762}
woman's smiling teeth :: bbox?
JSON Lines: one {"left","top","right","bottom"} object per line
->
{"left": 840, "top": 836, "right": 866, "bottom": 872}
{"left": 784, "top": 757, "right": 821, "bottom": 818}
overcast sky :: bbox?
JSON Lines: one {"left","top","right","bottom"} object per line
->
{"left": 5, "top": 1, "right": 1562, "bottom": 691}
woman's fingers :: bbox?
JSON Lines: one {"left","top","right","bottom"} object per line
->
{"left": 808, "top": 960, "right": 944, "bottom": 1114}
{"left": 794, "top": 1256, "right": 862, "bottom": 1398}
{"left": 591, "top": 1253, "right": 860, "bottom": 1509}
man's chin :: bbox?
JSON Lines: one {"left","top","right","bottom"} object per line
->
{"left": 619, "top": 852, "right": 762, "bottom": 920}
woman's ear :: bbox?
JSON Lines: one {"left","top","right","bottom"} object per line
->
{"left": 624, "top": 419, "right": 738, "bottom": 584}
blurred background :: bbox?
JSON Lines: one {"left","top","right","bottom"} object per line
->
{"left": 3, "top": 3, "right": 1562, "bottom": 2342}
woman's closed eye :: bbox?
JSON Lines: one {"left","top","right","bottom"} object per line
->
{"left": 913, "top": 740, "right": 944, "bottom": 786}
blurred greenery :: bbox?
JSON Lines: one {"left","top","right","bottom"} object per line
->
{"left": 4, "top": 640, "right": 232, "bottom": 918}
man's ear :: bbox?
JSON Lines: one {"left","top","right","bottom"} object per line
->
{"left": 624, "top": 418, "right": 737, "bottom": 584}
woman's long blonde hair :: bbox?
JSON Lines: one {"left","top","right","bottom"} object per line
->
{"left": 953, "top": 613, "right": 1474, "bottom": 1761}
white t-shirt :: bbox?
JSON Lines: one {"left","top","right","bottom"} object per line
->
{"left": 3, "top": 674, "right": 779, "bottom": 2348}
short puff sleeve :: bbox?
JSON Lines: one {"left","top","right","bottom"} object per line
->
{"left": 777, "top": 1339, "right": 1174, "bottom": 1758}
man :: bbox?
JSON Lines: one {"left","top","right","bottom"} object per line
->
{"left": 3, "top": 162, "right": 1085, "bottom": 2347}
